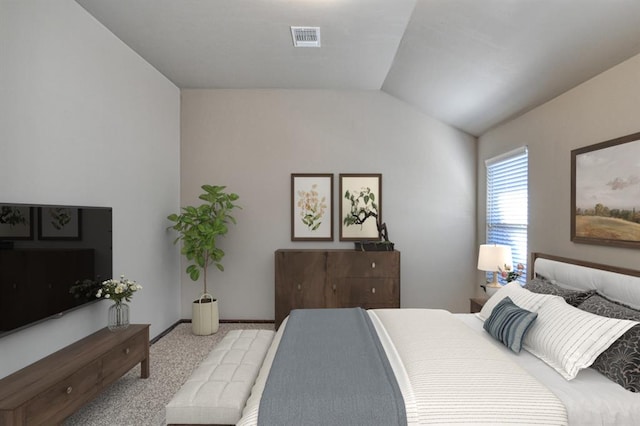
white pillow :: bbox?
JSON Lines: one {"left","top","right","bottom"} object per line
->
{"left": 523, "top": 297, "right": 638, "bottom": 380}
{"left": 476, "top": 281, "right": 559, "bottom": 321}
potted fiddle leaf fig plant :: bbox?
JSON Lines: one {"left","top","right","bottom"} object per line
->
{"left": 167, "top": 184, "right": 240, "bottom": 335}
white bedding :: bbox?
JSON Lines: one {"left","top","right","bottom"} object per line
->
{"left": 456, "top": 313, "right": 640, "bottom": 426}
{"left": 238, "top": 255, "right": 640, "bottom": 425}
{"left": 238, "top": 308, "right": 568, "bottom": 425}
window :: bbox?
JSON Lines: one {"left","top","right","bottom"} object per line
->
{"left": 486, "top": 146, "right": 528, "bottom": 283}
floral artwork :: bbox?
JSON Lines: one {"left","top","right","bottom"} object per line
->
{"left": 297, "top": 184, "right": 328, "bottom": 231}
{"left": 291, "top": 174, "right": 333, "bottom": 241}
{"left": 38, "top": 207, "right": 82, "bottom": 240}
{"left": 339, "top": 174, "right": 382, "bottom": 241}
{"left": 48, "top": 208, "right": 72, "bottom": 230}
{"left": 343, "top": 186, "right": 378, "bottom": 229}
{"left": 0, "top": 205, "right": 33, "bottom": 240}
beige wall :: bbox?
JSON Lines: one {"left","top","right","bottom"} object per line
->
{"left": 478, "top": 53, "right": 640, "bottom": 271}
{"left": 180, "top": 89, "right": 478, "bottom": 320}
{"left": 0, "top": 0, "right": 181, "bottom": 378}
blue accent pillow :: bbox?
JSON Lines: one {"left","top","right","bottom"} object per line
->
{"left": 484, "top": 296, "right": 538, "bottom": 353}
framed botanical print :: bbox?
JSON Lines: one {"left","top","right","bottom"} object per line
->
{"left": 38, "top": 207, "right": 82, "bottom": 241}
{"left": 339, "top": 173, "right": 382, "bottom": 241}
{"left": 291, "top": 173, "right": 333, "bottom": 241}
{"left": 0, "top": 205, "right": 34, "bottom": 240}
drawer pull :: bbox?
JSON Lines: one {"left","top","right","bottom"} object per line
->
{"left": 332, "top": 284, "right": 336, "bottom": 292}
{"left": 66, "top": 386, "right": 73, "bottom": 394}
{"left": 297, "top": 284, "right": 302, "bottom": 291}
{"left": 125, "top": 348, "right": 130, "bottom": 355}
{"left": 371, "top": 262, "right": 376, "bottom": 269}
{"left": 371, "top": 287, "right": 376, "bottom": 294}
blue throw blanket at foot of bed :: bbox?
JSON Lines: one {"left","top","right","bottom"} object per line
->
{"left": 258, "top": 307, "right": 407, "bottom": 426}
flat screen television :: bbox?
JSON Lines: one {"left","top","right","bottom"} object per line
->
{"left": 0, "top": 203, "right": 112, "bottom": 338}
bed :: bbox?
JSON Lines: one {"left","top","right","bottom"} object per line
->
{"left": 237, "top": 253, "right": 640, "bottom": 425}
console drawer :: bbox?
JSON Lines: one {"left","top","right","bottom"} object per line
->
{"left": 102, "top": 332, "right": 147, "bottom": 384}
{"left": 25, "top": 359, "right": 101, "bottom": 425}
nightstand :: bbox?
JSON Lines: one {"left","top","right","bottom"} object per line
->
{"left": 470, "top": 297, "right": 488, "bottom": 313}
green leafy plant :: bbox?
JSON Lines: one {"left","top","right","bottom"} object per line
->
{"left": 343, "top": 187, "right": 378, "bottom": 228}
{"left": 167, "top": 185, "right": 241, "bottom": 296}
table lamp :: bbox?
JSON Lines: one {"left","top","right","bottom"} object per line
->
{"left": 477, "top": 244, "right": 512, "bottom": 296}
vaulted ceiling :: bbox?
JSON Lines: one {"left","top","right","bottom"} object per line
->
{"left": 76, "top": 0, "right": 640, "bottom": 136}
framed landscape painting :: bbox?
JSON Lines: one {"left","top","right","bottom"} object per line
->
{"left": 571, "top": 131, "right": 640, "bottom": 248}
{"left": 291, "top": 173, "right": 333, "bottom": 241}
{"left": 339, "top": 173, "right": 382, "bottom": 241}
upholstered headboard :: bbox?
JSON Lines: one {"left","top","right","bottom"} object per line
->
{"left": 532, "top": 252, "right": 640, "bottom": 310}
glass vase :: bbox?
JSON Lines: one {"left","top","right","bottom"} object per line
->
{"left": 108, "top": 301, "right": 130, "bottom": 331}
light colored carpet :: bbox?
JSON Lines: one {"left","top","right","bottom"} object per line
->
{"left": 64, "top": 322, "right": 274, "bottom": 426}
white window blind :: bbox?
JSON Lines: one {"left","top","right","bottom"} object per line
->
{"left": 486, "top": 146, "right": 528, "bottom": 283}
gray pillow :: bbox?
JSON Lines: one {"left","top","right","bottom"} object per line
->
{"left": 483, "top": 297, "right": 538, "bottom": 353}
{"left": 578, "top": 294, "right": 640, "bottom": 393}
{"left": 524, "top": 276, "right": 594, "bottom": 307}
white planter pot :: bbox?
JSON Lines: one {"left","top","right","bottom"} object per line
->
{"left": 192, "top": 294, "right": 219, "bottom": 335}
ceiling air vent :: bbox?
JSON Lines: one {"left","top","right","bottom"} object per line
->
{"left": 290, "top": 26, "right": 321, "bottom": 48}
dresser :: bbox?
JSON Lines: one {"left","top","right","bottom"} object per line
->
{"left": 275, "top": 249, "right": 400, "bottom": 328}
{"left": 0, "top": 324, "right": 150, "bottom": 425}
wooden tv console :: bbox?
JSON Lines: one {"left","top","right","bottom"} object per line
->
{"left": 0, "top": 324, "right": 150, "bottom": 425}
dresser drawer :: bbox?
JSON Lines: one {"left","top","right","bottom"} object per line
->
{"left": 334, "top": 278, "right": 399, "bottom": 307}
{"left": 274, "top": 249, "right": 400, "bottom": 329}
{"left": 25, "top": 359, "right": 101, "bottom": 425}
{"left": 328, "top": 252, "right": 399, "bottom": 278}
{"left": 102, "top": 332, "right": 147, "bottom": 384}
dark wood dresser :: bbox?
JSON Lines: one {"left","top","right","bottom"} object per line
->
{"left": 275, "top": 249, "right": 400, "bottom": 328}
{"left": 0, "top": 324, "right": 150, "bottom": 425}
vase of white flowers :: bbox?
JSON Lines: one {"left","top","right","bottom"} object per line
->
{"left": 96, "top": 275, "right": 142, "bottom": 331}
{"left": 107, "top": 302, "right": 129, "bottom": 331}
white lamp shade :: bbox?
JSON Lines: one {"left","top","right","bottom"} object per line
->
{"left": 477, "top": 244, "right": 512, "bottom": 272}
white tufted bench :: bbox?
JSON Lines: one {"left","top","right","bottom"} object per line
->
{"left": 166, "top": 329, "right": 275, "bottom": 426}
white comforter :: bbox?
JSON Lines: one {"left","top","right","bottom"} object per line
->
{"left": 457, "top": 313, "right": 640, "bottom": 426}
{"left": 238, "top": 308, "right": 568, "bottom": 425}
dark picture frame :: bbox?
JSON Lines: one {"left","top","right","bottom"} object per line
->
{"left": 339, "top": 173, "right": 382, "bottom": 241}
{"left": 291, "top": 173, "right": 333, "bottom": 241}
{"left": 38, "top": 207, "right": 82, "bottom": 241}
{"left": 571, "top": 131, "right": 640, "bottom": 248}
{"left": 0, "top": 205, "right": 34, "bottom": 240}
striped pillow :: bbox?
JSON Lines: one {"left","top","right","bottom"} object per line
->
{"left": 523, "top": 297, "right": 638, "bottom": 380}
{"left": 477, "top": 281, "right": 559, "bottom": 321}
{"left": 484, "top": 297, "right": 538, "bottom": 353}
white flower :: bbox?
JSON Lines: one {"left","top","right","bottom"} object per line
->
{"left": 96, "top": 274, "right": 141, "bottom": 303}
